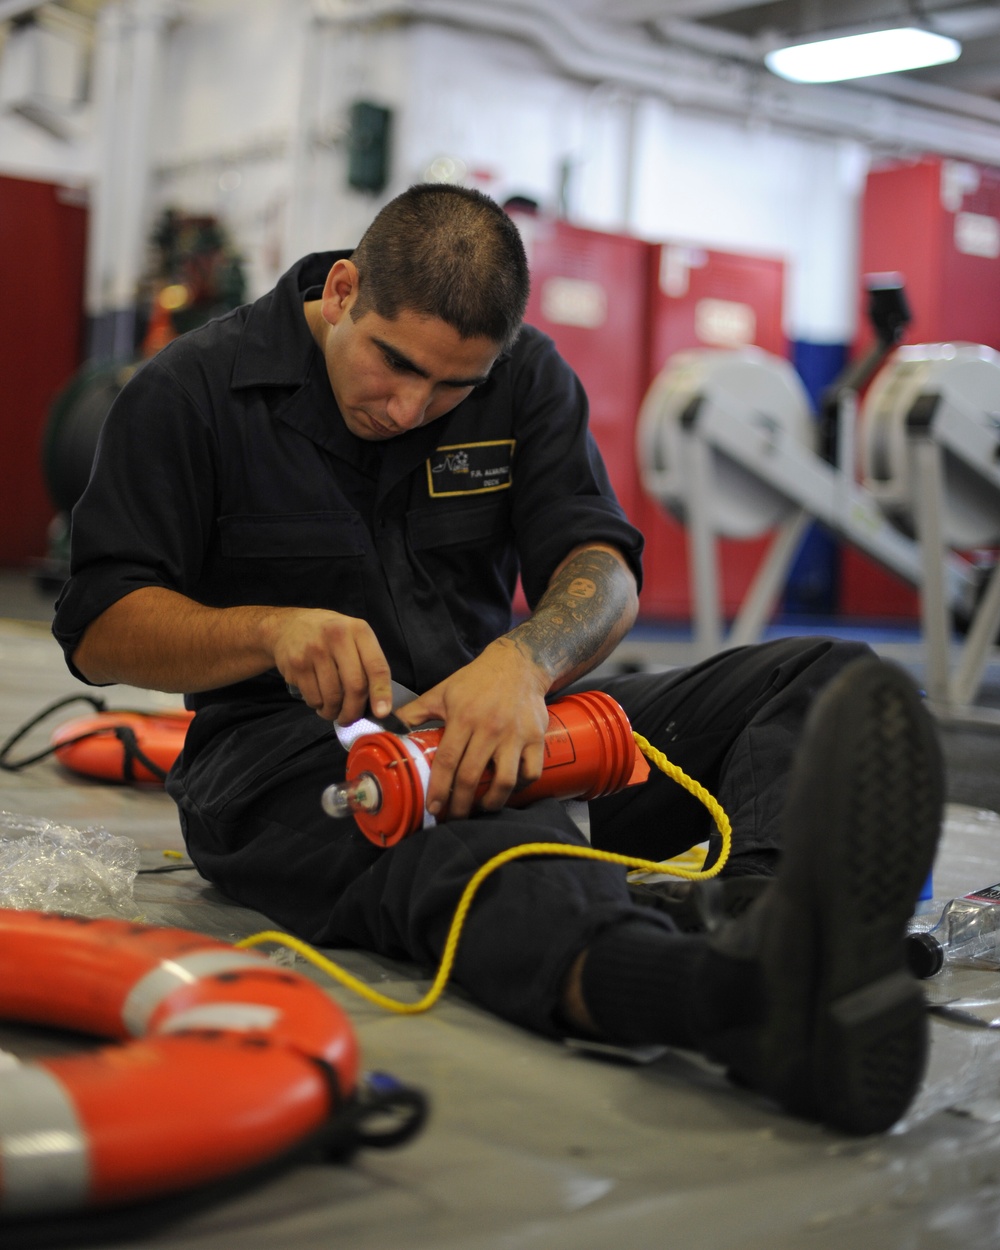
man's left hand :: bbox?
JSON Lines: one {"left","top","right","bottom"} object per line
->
{"left": 396, "top": 639, "right": 551, "bottom": 819}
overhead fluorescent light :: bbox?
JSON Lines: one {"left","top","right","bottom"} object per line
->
{"left": 765, "top": 27, "right": 961, "bottom": 84}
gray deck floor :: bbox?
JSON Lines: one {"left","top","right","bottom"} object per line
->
{"left": 4, "top": 574, "right": 1000, "bottom": 1249}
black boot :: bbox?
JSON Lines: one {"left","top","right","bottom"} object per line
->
{"left": 698, "top": 656, "right": 944, "bottom": 1135}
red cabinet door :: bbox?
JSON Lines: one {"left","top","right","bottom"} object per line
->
{"left": 0, "top": 175, "right": 87, "bottom": 566}
{"left": 844, "top": 155, "right": 1000, "bottom": 620}
{"left": 517, "top": 216, "right": 652, "bottom": 526}
{"left": 640, "top": 242, "right": 787, "bottom": 620}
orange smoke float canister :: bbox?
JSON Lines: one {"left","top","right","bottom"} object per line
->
{"left": 323, "top": 691, "right": 650, "bottom": 847}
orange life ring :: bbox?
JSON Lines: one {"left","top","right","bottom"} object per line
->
{"left": 0, "top": 909, "right": 359, "bottom": 1215}
{"left": 51, "top": 709, "right": 194, "bottom": 785}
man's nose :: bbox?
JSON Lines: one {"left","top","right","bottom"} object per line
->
{"left": 386, "top": 382, "right": 433, "bottom": 430}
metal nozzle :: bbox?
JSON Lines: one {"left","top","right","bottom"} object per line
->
{"left": 322, "top": 773, "right": 383, "bottom": 819}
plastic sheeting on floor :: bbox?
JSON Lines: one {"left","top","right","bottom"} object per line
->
{"left": 4, "top": 615, "right": 1000, "bottom": 1250}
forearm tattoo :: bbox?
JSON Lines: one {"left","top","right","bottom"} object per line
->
{"left": 504, "top": 548, "right": 635, "bottom": 686}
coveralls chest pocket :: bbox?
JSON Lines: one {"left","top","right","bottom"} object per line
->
{"left": 217, "top": 511, "right": 369, "bottom": 617}
{"left": 406, "top": 498, "right": 517, "bottom": 656}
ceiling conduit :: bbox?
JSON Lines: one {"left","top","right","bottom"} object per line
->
{"left": 314, "top": 0, "right": 1000, "bottom": 164}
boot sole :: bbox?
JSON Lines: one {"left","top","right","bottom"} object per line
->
{"left": 768, "top": 658, "right": 944, "bottom": 1134}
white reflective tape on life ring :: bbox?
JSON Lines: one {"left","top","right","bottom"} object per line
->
{"left": 156, "top": 1002, "right": 282, "bottom": 1034}
{"left": 121, "top": 949, "right": 267, "bottom": 1037}
{"left": 400, "top": 735, "right": 436, "bottom": 829}
{"left": 0, "top": 1067, "right": 89, "bottom": 1215}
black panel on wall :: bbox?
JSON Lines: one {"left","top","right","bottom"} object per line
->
{"left": 348, "top": 101, "right": 392, "bottom": 194}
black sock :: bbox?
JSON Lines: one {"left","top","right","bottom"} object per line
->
{"left": 580, "top": 921, "right": 708, "bottom": 1047}
{"left": 580, "top": 920, "right": 762, "bottom": 1049}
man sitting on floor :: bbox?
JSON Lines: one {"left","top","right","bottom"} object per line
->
{"left": 54, "top": 183, "right": 943, "bottom": 1135}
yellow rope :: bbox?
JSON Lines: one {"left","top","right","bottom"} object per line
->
{"left": 236, "top": 731, "right": 731, "bottom": 1015}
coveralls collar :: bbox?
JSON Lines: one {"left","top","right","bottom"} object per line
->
{"left": 231, "top": 251, "right": 346, "bottom": 391}
{"left": 230, "top": 251, "right": 379, "bottom": 465}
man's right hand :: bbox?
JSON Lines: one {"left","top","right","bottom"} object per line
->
{"left": 264, "top": 607, "right": 394, "bottom": 724}
{"left": 72, "top": 588, "right": 393, "bottom": 725}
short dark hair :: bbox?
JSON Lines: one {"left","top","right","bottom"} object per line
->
{"left": 350, "top": 184, "right": 530, "bottom": 351}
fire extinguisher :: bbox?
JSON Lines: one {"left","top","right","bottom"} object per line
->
{"left": 323, "top": 691, "right": 650, "bottom": 847}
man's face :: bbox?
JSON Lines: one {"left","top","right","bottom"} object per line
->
{"left": 313, "top": 260, "right": 500, "bottom": 441}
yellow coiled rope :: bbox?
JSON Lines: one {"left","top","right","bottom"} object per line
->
{"left": 236, "top": 731, "right": 731, "bottom": 1015}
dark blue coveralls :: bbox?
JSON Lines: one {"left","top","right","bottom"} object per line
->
{"left": 54, "top": 252, "right": 868, "bottom": 1037}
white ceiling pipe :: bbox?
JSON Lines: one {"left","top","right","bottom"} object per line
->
{"left": 655, "top": 16, "right": 1000, "bottom": 127}
{"left": 851, "top": 69, "right": 1000, "bottom": 127}
{"left": 320, "top": 0, "right": 994, "bottom": 117}
{"left": 320, "top": 0, "right": 1000, "bottom": 161}
{"left": 593, "top": 0, "right": 756, "bottom": 20}
{"left": 654, "top": 14, "right": 762, "bottom": 60}
{"left": 316, "top": 0, "right": 742, "bottom": 81}
{"left": 315, "top": 0, "right": 1000, "bottom": 163}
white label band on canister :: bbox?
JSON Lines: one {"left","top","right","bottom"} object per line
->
{"left": 335, "top": 718, "right": 384, "bottom": 750}
{"left": 400, "top": 735, "right": 437, "bottom": 829}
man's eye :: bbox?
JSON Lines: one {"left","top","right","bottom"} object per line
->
{"left": 383, "top": 353, "right": 409, "bottom": 373}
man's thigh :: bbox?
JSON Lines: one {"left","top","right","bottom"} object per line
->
{"left": 170, "top": 702, "right": 665, "bottom": 1034}
{"left": 585, "top": 636, "right": 873, "bottom": 860}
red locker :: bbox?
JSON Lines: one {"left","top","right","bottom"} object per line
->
{"left": 639, "top": 242, "right": 787, "bottom": 620}
{"left": 516, "top": 216, "right": 651, "bottom": 526}
{"left": 512, "top": 217, "right": 787, "bottom": 623}
{"left": 843, "top": 155, "right": 1000, "bottom": 619}
{"left": 510, "top": 216, "right": 651, "bottom": 616}
{"left": 0, "top": 175, "right": 88, "bottom": 566}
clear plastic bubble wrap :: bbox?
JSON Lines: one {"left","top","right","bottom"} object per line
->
{"left": 0, "top": 811, "right": 140, "bottom": 919}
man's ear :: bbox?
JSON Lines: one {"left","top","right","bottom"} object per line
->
{"left": 320, "top": 259, "right": 360, "bottom": 326}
